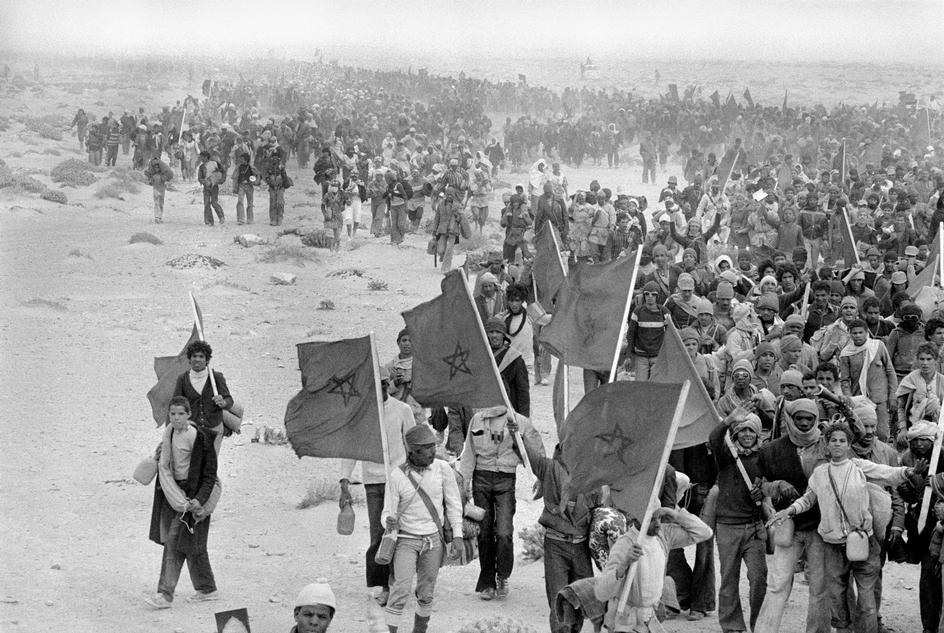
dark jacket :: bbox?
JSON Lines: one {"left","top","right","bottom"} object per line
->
{"left": 526, "top": 448, "right": 598, "bottom": 539}
{"left": 496, "top": 346, "right": 530, "bottom": 417}
{"left": 709, "top": 424, "right": 763, "bottom": 524}
{"left": 173, "top": 370, "right": 233, "bottom": 430}
{"left": 148, "top": 424, "right": 217, "bottom": 551}
{"left": 757, "top": 435, "right": 822, "bottom": 532}
{"left": 534, "top": 194, "right": 568, "bottom": 243}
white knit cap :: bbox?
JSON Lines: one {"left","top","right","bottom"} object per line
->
{"left": 295, "top": 580, "right": 336, "bottom": 609}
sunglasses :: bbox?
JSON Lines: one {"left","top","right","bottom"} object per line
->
{"left": 643, "top": 291, "right": 658, "bottom": 296}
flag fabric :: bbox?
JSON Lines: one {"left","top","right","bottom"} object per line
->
{"left": 562, "top": 381, "right": 686, "bottom": 522}
{"left": 284, "top": 336, "right": 384, "bottom": 462}
{"left": 832, "top": 142, "right": 846, "bottom": 177}
{"left": 667, "top": 83, "right": 679, "bottom": 102}
{"left": 723, "top": 94, "right": 738, "bottom": 121}
{"left": 709, "top": 90, "right": 721, "bottom": 109}
{"left": 146, "top": 293, "right": 206, "bottom": 426}
{"left": 909, "top": 255, "right": 939, "bottom": 299}
{"left": 743, "top": 88, "right": 754, "bottom": 109}
{"left": 539, "top": 255, "right": 637, "bottom": 371}
{"left": 146, "top": 326, "right": 198, "bottom": 426}
{"left": 649, "top": 321, "right": 719, "bottom": 449}
{"left": 402, "top": 270, "right": 505, "bottom": 409}
{"left": 532, "top": 224, "right": 567, "bottom": 313}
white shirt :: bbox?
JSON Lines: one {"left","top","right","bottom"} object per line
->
{"left": 382, "top": 459, "right": 463, "bottom": 539}
{"left": 339, "top": 397, "right": 415, "bottom": 485}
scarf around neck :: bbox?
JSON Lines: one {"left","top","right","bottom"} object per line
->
{"left": 189, "top": 368, "right": 208, "bottom": 393}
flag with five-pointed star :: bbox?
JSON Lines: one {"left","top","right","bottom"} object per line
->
{"left": 284, "top": 335, "right": 384, "bottom": 462}
{"left": 562, "top": 381, "right": 687, "bottom": 523}
{"left": 402, "top": 270, "right": 505, "bottom": 409}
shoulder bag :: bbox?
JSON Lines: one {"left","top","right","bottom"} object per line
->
{"left": 827, "top": 465, "right": 869, "bottom": 562}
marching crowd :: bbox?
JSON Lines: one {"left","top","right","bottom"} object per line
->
{"left": 128, "top": 57, "right": 944, "bottom": 633}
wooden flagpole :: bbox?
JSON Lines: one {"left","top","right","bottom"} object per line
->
{"left": 918, "top": 225, "right": 944, "bottom": 532}
{"left": 189, "top": 291, "right": 218, "bottom": 397}
{"left": 459, "top": 268, "right": 532, "bottom": 473}
{"left": 616, "top": 380, "right": 691, "bottom": 616}
{"left": 840, "top": 206, "right": 861, "bottom": 267}
{"left": 368, "top": 331, "right": 391, "bottom": 476}
{"left": 546, "top": 224, "right": 570, "bottom": 414}
{"left": 609, "top": 248, "right": 643, "bottom": 383}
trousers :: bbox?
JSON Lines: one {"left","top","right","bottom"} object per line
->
{"left": 754, "top": 528, "right": 830, "bottom": 633}
{"left": 384, "top": 535, "right": 443, "bottom": 624}
{"left": 473, "top": 470, "right": 516, "bottom": 592}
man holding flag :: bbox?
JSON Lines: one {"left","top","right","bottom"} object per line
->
{"left": 172, "top": 340, "right": 233, "bottom": 454}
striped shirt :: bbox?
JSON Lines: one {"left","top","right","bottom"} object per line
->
{"left": 626, "top": 304, "right": 669, "bottom": 358}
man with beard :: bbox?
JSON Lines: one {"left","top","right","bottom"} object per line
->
{"left": 383, "top": 425, "right": 463, "bottom": 633}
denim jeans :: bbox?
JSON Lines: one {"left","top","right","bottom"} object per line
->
{"left": 544, "top": 537, "right": 593, "bottom": 633}
{"left": 203, "top": 186, "right": 224, "bottom": 225}
{"left": 370, "top": 198, "right": 387, "bottom": 236}
{"left": 473, "top": 470, "right": 517, "bottom": 592}
{"left": 384, "top": 535, "right": 443, "bottom": 624}
{"left": 633, "top": 355, "right": 657, "bottom": 381}
{"left": 825, "top": 536, "right": 881, "bottom": 633}
{"left": 754, "top": 528, "right": 830, "bottom": 633}
{"left": 715, "top": 522, "right": 767, "bottom": 631}
{"left": 268, "top": 188, "right": 284, "bottom": 225}
{"left": 157, "top": 516, "right": 216, "bottom": 601}
{"left": 389, "top": 204, "right": 407, "bottom": 244}
{"left": 236, "top": 184, "right": 254, "bottom": 224}
{"left": 153, "top": 186, "right": 165, "bottom": 221}
{"left": 364, "top": 483, "right": 388, "bottom": 589}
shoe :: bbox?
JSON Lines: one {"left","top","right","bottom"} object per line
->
{"left": 186, "top": 590, "right": 219, "bottom": 603}
{"left": 479, "top": 587, "right": 495, "bottom": 601}
{"left": 374, "top": 589, "right": 389, "bottom": 607}
{"left": 496, "top": 577, "right": 509, "bottom": 599}
{"left": 144, "top": 593, "right": 172, "bottom": 609}
{"left": 687, "top": 610, "right": 706, "bottom": 621}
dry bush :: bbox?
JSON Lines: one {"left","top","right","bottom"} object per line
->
{"left": 22, "top": 298, "right": 67, "bottom": 312}
{"left": 317, "top": 299, "right": 335, "bottom": 311}
{"left": 367, "top": 279, "right": 388, "bottom": 291}
{"left": 111, "top": 166, "right": 147, "bottom": 186}
{"left": 42, "top": 148, "right": 61, "bottom": 156}
{"left": 257, "top": 243, "right": 318, "bottom": 266}
{"left": 41, "top": 190, "right": 67, "bottom": 204}
{"left": 51, "top": 159, "right": 100, "bottom": 187}
{"left": 296, "top": 478, "right": 364, "bottom": 510}
{"left": 23, "top": 117, "right": 63, "bottom": 141}
{"left": 129, "top": 232, "right": 162, "bottom": 245}
{"left": 94, "top": 183, "right": 124, "bottom": 200}
{"left": 68, "top": 248, "right": 93, "bottom": 259}
{"left": 457, "top": 618, "right": 538, "bottom": 633}
{"left": 327, "top": 268, "right": 365, "bottom": 278}
{"left": 13, "top": 175, "right": 47, "bottom": 194}
{"left": 166, "top": 254, "right": 226, "bottom": 269}
{"left": 518, "top": 523, "right": 545, "bottom": 561}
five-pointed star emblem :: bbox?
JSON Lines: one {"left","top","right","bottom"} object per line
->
{"left": 594, "top": 424, "right": 634, "bottom": 465}
{"left": 442, "top": 341, "right": 473, "bottom": 380}
{"left": 327, "top": 371, "right": 360, "bottom": 405}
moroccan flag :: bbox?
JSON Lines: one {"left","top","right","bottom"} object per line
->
{"left": 533, "top": 224, "right": 567, "bottom": 313}
{"left": 562, "top": 381, "right": 687, "bottom": 522}
{"left": 743, "top": 87, "right": 754, "bottom": 108}
{"left": 838, "top": 206, "right": 859, "bottom": 266}
{"left": 909, "top": 255, "right": 939, "bottom": 299}
{"left": 649, "top": 321, "right": 719, "bottom": 449}
{"left": 146, "top": 293, "right": 206, "bottom": 426}
{"left": 724, "top": 94, "right": 738, "bottom": 121}
{"left": 284, "top": 336, "right": 384, "bottom": 462}
{"left": 146, "top": 326, "right": 198, "bottom": 426}
{"left": 539, "top": 255, "right": 637, "bottom": 371}
{"left": 402, "top": 270, "right": 505, "bottom": 409}
{"left": 709, "top": 90, "right": 720, "bottom": 109}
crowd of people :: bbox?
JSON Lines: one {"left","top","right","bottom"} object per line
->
{"left": 126, "top": 55, "right": 944, "bottom": 633}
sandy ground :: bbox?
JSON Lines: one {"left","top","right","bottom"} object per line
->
{"left": 0, "top": 72, "right": 928, "bottom": 633}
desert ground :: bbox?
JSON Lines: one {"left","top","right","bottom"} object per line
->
{"left": 0, "top": 66, "right": 927, "bottom": 633}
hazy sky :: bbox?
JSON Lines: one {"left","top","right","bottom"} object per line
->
{"left": 2, "top": 0, "right": 942, "bottom": 64}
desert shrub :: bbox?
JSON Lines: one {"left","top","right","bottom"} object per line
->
{"left": 13, "top": 175, "right": 47, "bottom": 194}
{"left": 457, "top": 618, "right": 538, "bottom": 633}
{"left": 327, "top": 268, "right": 365, "bottom": 278}
{"left": 297, "top": 478, "right": 364, "bottom": 510}
{"left": 94, "top": 183, "right": 124, "bottom": 199}
{"left": 129, "top": 232, "right": 162, "bottom": 245}
{"left": 367, "top": 279, "right": 388, "bottom": 291}
{"left": 257, "top": 243, "right": 318, "bottom": 266}
{"left": 166, "top": 254, "right": 225, "bottom": 269}
{"left": 22, "top": 298, "right": 67, "bottom": 312}
{"left": 51, "top": 159, "right": 99, "bottom": 187}
{"left": 68, "top": 248, "right": 93, "bottom": 259}
{"left": 111, "top": 166, "right": 147, "bottom": 186}
{"left": 42, "top": 148, "right": 61, "bottom": 156}
{"left": 41, "top": 190, "right": 67, "bottom": 204}
{"left": 317, "top": 300, "right": 335, "bottom": 311}
{"left": 519, "top": 524, "right": 545, "bottom": 561}
{"left": 24, "top": 117, "right": 62, "bottom": 141}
